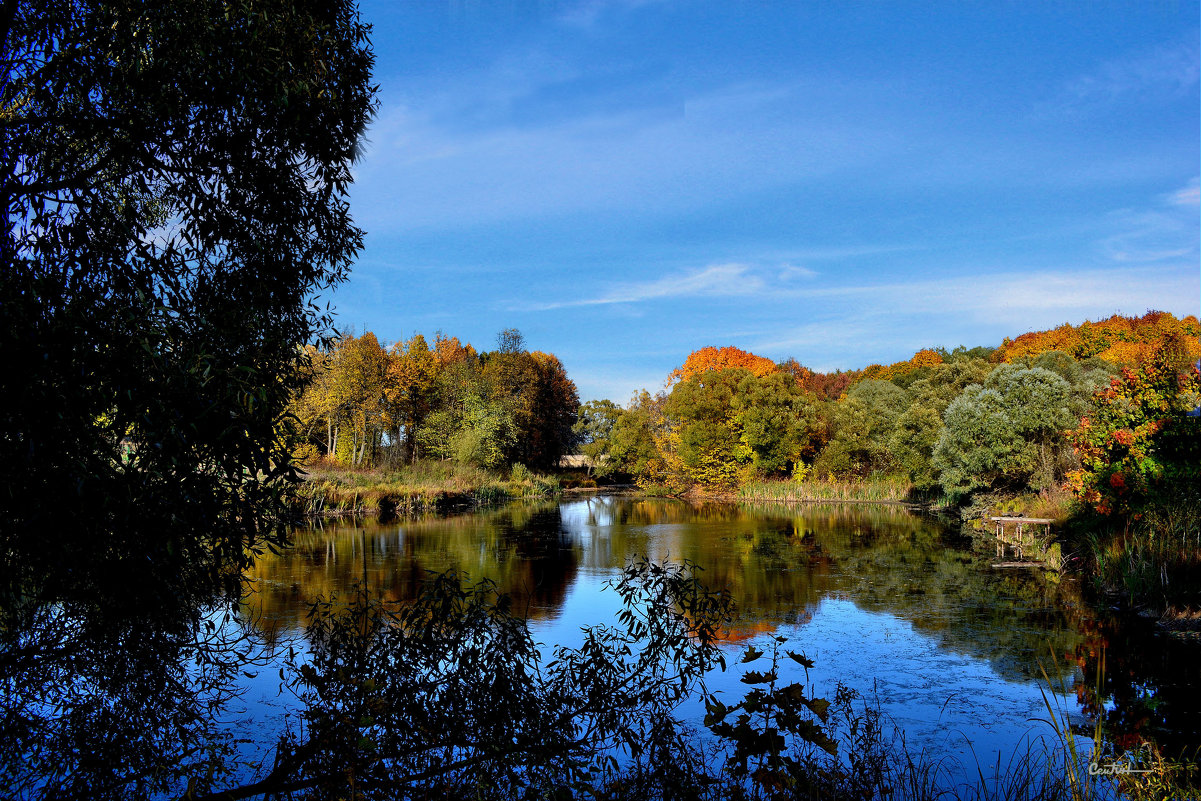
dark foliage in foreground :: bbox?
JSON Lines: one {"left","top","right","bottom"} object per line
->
{"left": 1, "top": 0, "right": 376, "bottom": 616}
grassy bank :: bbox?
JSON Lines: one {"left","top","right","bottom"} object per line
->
{"left": 1067, "top": 491, "right": 1201, "bottom": 616}
{"left": 295, "top": 459, "right": 561, "bottom": 517}
{"left": 736, "top": 475, "right": 951, "bottom": 507}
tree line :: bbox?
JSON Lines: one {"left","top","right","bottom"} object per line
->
{"left": 578, "top": 311, "right": 1201, "bottom": 507}
{"left": 291, "top": 327, "right": 579, "bottom": 471}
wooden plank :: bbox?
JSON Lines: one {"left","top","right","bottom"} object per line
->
{"left": 988, "top": 517, "right": 1054, "bottom": 524}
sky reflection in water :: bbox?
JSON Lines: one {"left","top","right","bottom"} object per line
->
{"left": 245, "top": 497, "right": 1097, "bottom": 784}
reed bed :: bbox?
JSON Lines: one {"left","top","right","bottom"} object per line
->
{"left": 736, "top": 476, "right": 951, "bottom": 507}
{"left": 1073, "top": 489, "right": 1201, "bottom": 610}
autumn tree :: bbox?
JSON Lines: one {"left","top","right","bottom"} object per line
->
{"left": 670, "top": 346, "right": 779, "bottom": 383}
{"left": 333, "top": 332, "right": 392, "bottom": 465}
{"left": 523, "top": 352, "right": 581, "bottom": 469}
{"left": 995, "top": 311, "right": 1201, "bottom": 367}
{"left": 778, "top": 358, "right": 857, "bottom": 401}
{"left": 291, "top": 332, "right": 391, "bottom": 465}
{"left": 481, "top": 331, "right": 580, "bottom": 470}
{"left": 386, "top": 333, "right": 438, "bottom": 461}
{"left": 858, "top": 348, "right": 944, "bottom": 387}
{"left": 1067, "top": 338, "right": 1201, "bottom": 517}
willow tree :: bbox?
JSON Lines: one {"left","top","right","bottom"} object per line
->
{"left": 1, "top": 1, "right": 375, "bottom": 797}
{"left": 0, "top": 0, "right": 376, "bottom": 613}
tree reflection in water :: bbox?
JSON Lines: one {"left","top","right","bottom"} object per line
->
{"left": 1, "top": 587, "right": 264, "bottom": 798}
{"left": 5, "top": 498, "right": 1198, "bottom": 798}
{"left": 252, "top": 498, "right": 1200, "bottom": 763}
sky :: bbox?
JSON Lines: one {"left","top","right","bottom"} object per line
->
{"left": 333, "top": 0, "right": 1200, "bottom": 403}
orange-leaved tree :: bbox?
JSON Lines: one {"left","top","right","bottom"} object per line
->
{"left": 996, "top": 311, "right": 1201, "bottom": 367}
{"left": 670, "top": 346, "right": 778, "bottom": 384}
{"left": 1066, "top": 336, "right": 1201, "bottom": 517}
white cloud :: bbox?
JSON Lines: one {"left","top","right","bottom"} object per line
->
{"left": 1099, "top": 182, "right": 1200, "bottom": 263}
{"left": 809, "top": 267, "right": 1197, "bottom": 316}
{"left": 556, "top": 0, "right": 664, "bottom": 29}
{"left": 519, "top": 263, "right": 764, "bottom": 310}
{"left": 1062, "top": 38, "right": 1200, "bottom": 108}
{"left": 350, "top": 69, "right": 911, "bottom": 234}
{"left": 778, "top": 264, "right": 818, "bottom": 281}
{"left": 743, "top": 264, "right": 1199, "bottom": 370}
{"left": 1167, "top": 177, "right": 1201, "bottom": 207}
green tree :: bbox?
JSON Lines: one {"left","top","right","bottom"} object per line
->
{"left": 933, "top": 366, "right": 1075, "bottom": 495}
{"left": 453, "top": 395, "right": 518, "bottom": 470}
{"left": 574, "top": 399, "right": 622, "bottom": 476}
{"left": 813, "top": 380, "right": 906, "bottom": 479}
{"left": 733, "top": 371, "right": 816, "bottom": 476}
{"left": 608, "top": 392, "right": 667, "bottom": 483}
{"left": 889, "top": 359, "right": 992, "bottom": 488}
{"left": 663, "top": 368, "right": 748, "bottom": 487}
{"left": 661, "top": 369, "right": 814, "bottom": 487}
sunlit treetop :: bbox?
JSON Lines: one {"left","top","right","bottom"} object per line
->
{"left": 995, "top": 311, "right": 1201, "bottom": 367}
{"left": 859, "top": 349, "right": 946, "bottom": 384}
{"left": 670, "top": 346, "right": 778, "bottom": 384}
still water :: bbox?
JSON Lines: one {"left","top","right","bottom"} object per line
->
{"left": 241, "top": 496, "right": 1199, "bottom": 787}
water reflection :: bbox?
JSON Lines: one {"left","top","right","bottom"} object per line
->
{"left": 243, "top": 497, "right": 1201, "bottom": 770}
{"left": 249, "top": 498, "right": 1083, "bottom": 684}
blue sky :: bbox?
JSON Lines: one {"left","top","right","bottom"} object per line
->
{"left": 334, "top": 0, "right": 1200, "bottom": 402}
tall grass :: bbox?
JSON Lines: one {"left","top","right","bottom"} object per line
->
{"left": 1079, "top": 491, "right": 1201, "bottom": 610}
{"left": 780, "top": 674, "right": 1123, "bottom": 801}
{"left": 737, "top": 475, "right": 951, "bottom": 507}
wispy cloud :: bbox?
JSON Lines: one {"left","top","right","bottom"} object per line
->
{"left": 1100, "top": 180, "right": 1200, "bottom": 263}
{"left": 1060, "top": 37, "right": 1200, "bottom": 109}
{"left": 778, "top": 264, "right": 818, "bottom": 281}
{"left": 747, "top": 264, "right": 1200, "bottom": 369}
{"left": 792, "top": 267, "right": 1197, "bottom": 315}
{"left": 518, "top": 263, "right": 764, "bottom": 311}
{"left": 1167, "top": 177, "right": 1200, "bottom": 207}
{"left": 556, "top": 0, "right": 665, "bottom": 29}
{"left": 351, "top": 67, "right": 913, "bottom": 233}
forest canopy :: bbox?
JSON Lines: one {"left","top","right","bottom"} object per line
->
{"left": 306, "top": 311, "right": 1198, "bottom": 515}
{"left": 580, "top": 311, "right": 1200, "bottom": 503}
{"left": 291, "top": 328, "right": 580, "bottom": 471}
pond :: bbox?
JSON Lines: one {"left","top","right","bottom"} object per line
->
{"left": 241, "top": 496, "right": 1200, "bottom": 792}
